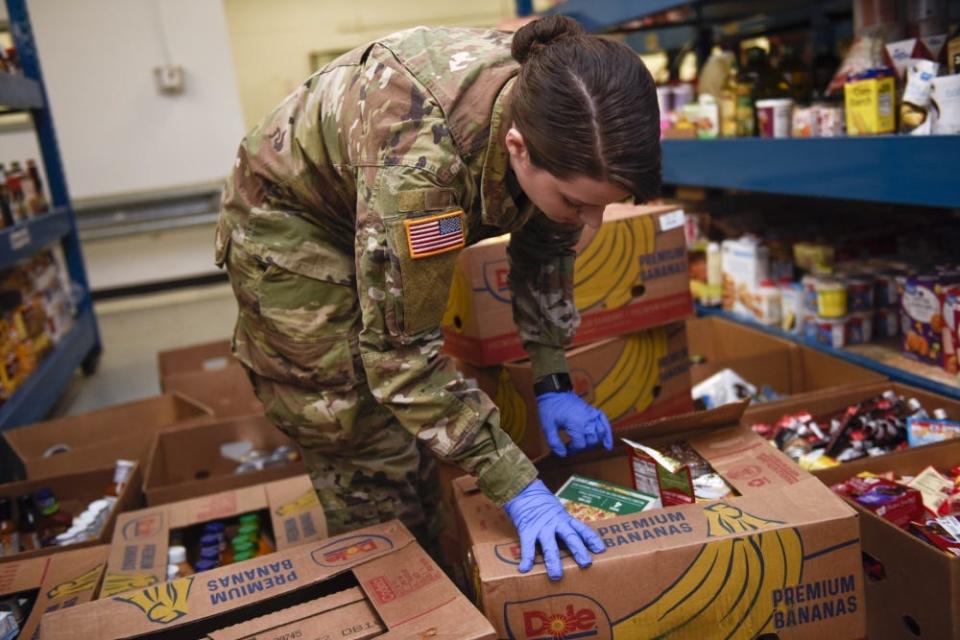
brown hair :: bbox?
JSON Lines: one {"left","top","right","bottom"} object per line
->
{"left": 510, "top": 15, "right": 661, "bottom": 201}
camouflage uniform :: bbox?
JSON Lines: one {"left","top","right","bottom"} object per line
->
{"left": 215, "top": 27, "right": 582, "bottom": 542}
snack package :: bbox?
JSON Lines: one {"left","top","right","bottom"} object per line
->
{"left": 622, "top": 439, "right": 735, "bottom": 506}
{"left": 832, "top": 475, "right": 924, "bottom": 528}
{"left": 907, "top": 417, "right": 960, "bottom": 447}
{"left": 691, "top": 368, "right": 756, "bottom": 409}
{"left": 899, "top": 59, "right": 939, "bottom": 134}
{"left": 555, "top": 474, "right": 660, "bottom": 523}
{"left": 910, "top": 515, "right": 960, "bottom": 557}
{"left": 930, "top": 74, "right": 960, "bottom": 134}
{"left": 906, "top": 466, "right": 956, "bottom": 513}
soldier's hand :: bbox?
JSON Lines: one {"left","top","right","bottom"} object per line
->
{"left": 503, "top": 479, "right": 606, "bottom": 580}
{"left": 536, "top": 392, "right": 613, "bottom": 457}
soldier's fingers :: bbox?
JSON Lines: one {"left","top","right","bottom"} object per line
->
{"left": 538, "top": 526, "right": 563, "bottom": 581}
{"left": 597, "top": 413, "right": 614, "bottom": 450}
{"left": 583, "top": 420, "right": 599, "bottom": 448}
{"left": 557, "top": 521, "right": 592, "bottom": 568}
{"left": 543, "top": 422, "right": 567, "bottom": 457}
{"left": 518, "top": 530, "right": 537, "bottom": 573}
{"left": 570, "top": 517, "right": 606, "bottom": 554}
{"left": 567, "top": 424, "right": 587, "bottom": 452}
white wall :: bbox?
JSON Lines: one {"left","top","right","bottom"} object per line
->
{"left": 223, "top": 0, "right": 518, "bottom": 127}
{"left": 17, "top": 0, "right": 245, "bottom": 201}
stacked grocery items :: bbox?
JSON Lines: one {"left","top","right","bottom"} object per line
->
{"left": 0, "top": 249, "right": 76, "bottom": 406}
{"left": 0, "top": 159, "right": 49, "bottom": 229}
{"left": 232, "top": 444, "right": 299, "bottom": 475}
{"left": 165, "top": 511, "right": 275, "bottom": 579}
{"left": 660, "top": 25, "right": 960, "bottom": 139}
{"left": 749, "top": 389, "right": 957, "bottom": 470}
{"left": 0, "top": 47, "right": 21, "bottom": 75}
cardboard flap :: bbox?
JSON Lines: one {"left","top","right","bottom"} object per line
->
{"left": 19, "top": 546, "right": 109, "bottom": 640}
{"left": 265, "top": 476, "right": 328, "bottom": 545}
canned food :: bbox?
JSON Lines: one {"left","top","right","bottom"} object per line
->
{"left": 806, "top": 316, "right": 846, "bottom": 348}
{"left": 801, "top": 275, "right": 819, "bottom": 312}
{"left": 874, "top": 271, "right": 901, "bottom": 308}
{"left": 846, "top": 312, "right": 874, "bottom": 345}
{"left": 792, "top": 106, "right": 818, "bottom": 137}
{"left": 844, "top": 276, "right": 875, "bottom": 312}
{"left": 816, "top": 280, "right": 847, "bottom": 318}
{"left": 815, "top": 103, "right": 844, "bottom": 137}
{"left": 874, "top": 307, "right": 900, "bottom": 339}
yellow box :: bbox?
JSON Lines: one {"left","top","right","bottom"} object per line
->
{"left": 844, "top": 75, "right": 895, "bottom": 135}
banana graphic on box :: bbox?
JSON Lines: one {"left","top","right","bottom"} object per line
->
{"left": 574, "top": 215, "right": 655, "bottom": 311}
{"left": 493, "top": 367, "right": 527, "bottom": 445}
{"left": 46, "top": 564, "right": 104, "bottom": 600}
{"left": 442, "top": 261, "right": 471, "bottom": 332}
{"left": 593, "top": 328, "right": 668, "bottom": 423}
{"left": 114, "top": 576, "right": 194, "bottom": 625}
{"left": 275, "top": 489, "right": 321, "bottom": 518}
{"left": 101, "top": 572, "right": 159, "bottom": 598}
{"left": 613, "top": 503, "right": 803, "bottom": 639}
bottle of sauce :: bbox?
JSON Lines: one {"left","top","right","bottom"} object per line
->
{"left": 0, "top": 497, "right": 19, "bottom": 557}
{"left": 16, "top": 494, "right": 40, "bottom": 552}
{"left": 25, "top": 160, "right": 48, "bottom": 214}
{"left": 35, "top": 488, "right": 72, "bottom": 546}
{"left": 106, "top": 460, "right": 136, "bottom": 497}
{"left": 5, "top": 162, "right": 27, "bottom": 223}
{"left": 167, "top": 545, "right": 193, "bottom": 578}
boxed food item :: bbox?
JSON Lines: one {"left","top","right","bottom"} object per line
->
{"left": 0, "top": 462, "right": 141, "bottom": 564}
{"left": 456, "top": 323, "right": 692, "bottom": 458}
{"left": 843, "top": 70, "right": 895, "bottom": 135}
{"left": 721, "top": 236, "right": 770, "bottom": 320}
{"left": 555, "top": 474, "right": 659, "bottom": 522}
{"left": 143, "top": 415, "right": 305, "bottom": 505}
{"left": 745, "top": 382, "right": 960, "bottom": 472}
{"left": 0, "top": 544, "right": 108, "bottom": 640}
{"left": 442, "top": 204, "right": 692, "bottom": 365}
{"left": 901, "top": 271, "right": 960, "bottom": 368}
{"left": 2, "top": 394, "right": 212, "bottom": 479}
{"left": 99, "top": 475, "right": 327, "bottom": 599}
{"left": 43, "top": 520, "right": 496, "bottom": 640}
{"left": 832, "top": 476, "right": 924, "bottom": 528}
{"left": 162, "top": 364, "right": 264, "bottom": 419}
{"left": 453, "top": 402, "right": 866, "bottom": 639}
{"left": 816, "top": 440, "right": 960, "bottom": 639}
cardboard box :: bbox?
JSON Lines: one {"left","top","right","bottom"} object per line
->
{"left": 816, "top": 440, "right": 960, "bottom": 639}
{"left": 2, "top": 393, "right": 213, "bottom": 479}
{"left": 721, "top": 236, "right": 770, "bottom": 319}
{"left": 162, "top": 364, "right": 264, "bottom": 419}
{"left": 45, "top": 520, "right": 496, "bottom": 640}
{"left": 745, "top": 381, "right": 960, "bottom": 478}
{"left": 453, "top": 402, "right": 867, "bottom": 639}
{"left": 688, "top": 316, "right": 886, "bottom": 408}
{"left": 442, "top": 204, "right": 692, "bottom": 365}
{"left": 143, "top": 415, "right": 305, "bottom": 505}
{"left": 456, "top": 323, "right": 692, "bottom": 459}
{"left": 0, "top": 464, "right": 142, "bottom": 564}
{"left": 0, "top": 544, "right": 108, "bottom": 639}
{"left": 844, "top": 74, "right": 896, "bottom": 135}
{"left": 157, "top": 339, "right": 234, "bottom": 387}
{"left": 101, "top": 475, "right": 327, "bottom": 599}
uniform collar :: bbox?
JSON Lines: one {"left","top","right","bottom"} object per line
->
{"left": 479, "top": 77, "right": 532, "bottom": 230}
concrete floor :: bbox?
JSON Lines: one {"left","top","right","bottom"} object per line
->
{"left": 52, "top": 282, "right": 238, "bottom": 417}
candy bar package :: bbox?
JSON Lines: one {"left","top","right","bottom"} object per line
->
{"left": 832, "top": 475, "right": 925, "bottom": 528}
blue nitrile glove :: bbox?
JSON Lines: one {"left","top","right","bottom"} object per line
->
{"left": 537, "top": 392, "right": 614, "bottom": 457}
{"left": 503, "top": 479, "right": 606, "bottom": 581}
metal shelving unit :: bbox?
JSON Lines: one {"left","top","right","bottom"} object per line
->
{"left": 0, "top": 0, "right": 101, "bottom": 430}
{"left": 548, "top": 0, "right": 960, "bottom": 397}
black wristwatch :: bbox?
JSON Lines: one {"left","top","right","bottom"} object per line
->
{"left": 533, "top": 372, "right": 573, "bottom": 396}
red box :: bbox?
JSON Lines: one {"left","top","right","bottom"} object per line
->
{"left": 834, "top": 476, "right": 924, "bottom": 528}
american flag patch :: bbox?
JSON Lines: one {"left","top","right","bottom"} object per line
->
{"left": 404, "top": 210, "right": 466, "bottom": 259}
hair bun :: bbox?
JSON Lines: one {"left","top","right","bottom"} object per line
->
{"left": 511, "top": 15, "right": 585, "bottom": 64}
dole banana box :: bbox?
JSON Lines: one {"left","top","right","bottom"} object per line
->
{"left": 0, "top": 545, "right": 108, "bottom": 640}
{"left": 460, "top": 322, "right": 693, "bottom": 459}
{"left": 443, "top": 204, "right": 692, "bottom": 366}
{"left": 99, "top": 475, "right": 327, "bottom": 599}
{"left": 453, "top": 401, "right": 867, "bottom": 640}
{"left": 42, "top": 521, "right": 497, "bottom": 640}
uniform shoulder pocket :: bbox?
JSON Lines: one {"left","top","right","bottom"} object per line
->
{"left": 386, "top": 208, "right": 465, "bottom": 336}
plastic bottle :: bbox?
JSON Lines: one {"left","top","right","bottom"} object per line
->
{"left": 757, "top": 279, "right": 782, "bottom": 326}
{"left": 194, "top": 559, "right": 217, "bottom": 573}
{"left": 106, "top": 460, "right": 136, "bottom": 497}
{"left": 16, "top": 495, "right": 40, "bottom": 552}
{"left": 706, "top": 242, "right": 722, "bottom": 305}
{"left": 25, "top": 160, "right": 47, "bottom": 214}
{"left": 0, "top": 498, "right": 18, "bottom": 557}
{"left": 167, "top": 545, "right": 193, "bottom": 578}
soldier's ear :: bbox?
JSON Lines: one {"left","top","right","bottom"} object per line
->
{"left": 504, "top": 127, "right": 530, "bottom": 166}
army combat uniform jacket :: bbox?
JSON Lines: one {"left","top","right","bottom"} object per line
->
{"left": 216, "top": 27, "right": 582, "bottom": 521}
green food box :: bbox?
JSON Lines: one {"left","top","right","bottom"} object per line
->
{"left": 556, "top": 474, "right": 660, "bottom": 522}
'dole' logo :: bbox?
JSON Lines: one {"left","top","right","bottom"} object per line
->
{"left": 482, "top": 258, "right": 511, "bottom": 303}
{"left": 310, "top": 534, "right": 394, "bottom": 567}
{"left": 504, "top": 594, "right": 612, "bottom": 640}
{"left": 122, "top": 512, "right": 164, "bottom": 541}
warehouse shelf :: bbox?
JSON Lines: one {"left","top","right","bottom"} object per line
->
{"left": 0, "top": 0, "right": 101, "bottom": 430}
{"left": 663, "top": 137, "right": 960, "bottom": 208}
{"left": 0, "top": 72, "right": 43, "bottom": 110}
{"left": 696, "top": 305, "right": 960, "bottom": 401}
{"left": 0, "top": 207, "right": 71, "bottom": 270}
{"left": 546, "top": 0, "right": 691, "bottom": 32}
{"left": 0, "top": 306, "right": 97, "bottom": 431}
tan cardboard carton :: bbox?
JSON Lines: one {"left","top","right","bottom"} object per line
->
{"left": 443, "top": 204, "right": 692, "bottom": 365}
{"left": 44, "top": 520, "right": 496, "bottom": 640}
{"left": 459, "top": 323, "right": 692, "bottom": 459}
{"left": 816, "top": 439, "right": 960, "bottom": 639}
{"left": 162, "top": 365, "right": 264, "bottom": 419}
{"left": 0, "top": 544, "right": 108, "bottom": 639}
{"left": 2, "top": 394, "right": 212, "bottom": 479}
{"left": 157, "top": 339, "right": 234, "bottom": 386}
{"left": 142, "top": 414, "right": 305, "bottom": 505}
{"left": 100, "top": 475, "right": 326, "bottom": 599}
{"left": 0, "top": 464, "right": 142, "bottom": 564}
{"left": 688, "top": 316, "right": 885, "bottom": 407}
{"left": 453, "top": 402, "right": 867, "bottom": 639}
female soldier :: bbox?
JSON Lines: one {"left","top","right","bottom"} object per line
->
{"left": 216, "top": 15, "right": 660, "bottom": 581}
